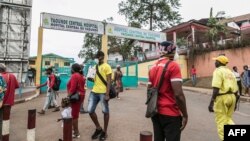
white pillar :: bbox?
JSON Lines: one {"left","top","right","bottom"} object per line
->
{"left": 173, "top": 31, "right": 177, "bottom": 44}
{"left": 191, "top": 26, "right": 195, "bottom": 43}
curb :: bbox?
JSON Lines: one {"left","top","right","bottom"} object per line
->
{"left": 139, "top": 82, "right": 147, "bottom": 86}
{"left": 183, "top": 87, "right": 250, "bottom": 103}
{"left": 14, "top": 90, "right": 40, "bottom": 104}
{"left": 139, "top": 82, "right": 250, "bottom": 103}
{"left": 182, "top": 88, "right": 211, "bottom": 96}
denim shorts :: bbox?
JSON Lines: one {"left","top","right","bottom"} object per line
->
{"left": 87, "top": 92, "right": 109, "bottom": 114}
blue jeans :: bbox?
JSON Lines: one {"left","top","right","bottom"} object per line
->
{"left": 87, "top": 92, "right": 109, "bottom": 114}
{"left": 43, "top": 90, "right": 58, "bottom": 111}
{"left": 192, "top": 75, "right": 196, "bottom": 86}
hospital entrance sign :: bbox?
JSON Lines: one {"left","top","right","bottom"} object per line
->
{"left": 41, "top": 13, "right": 104, "bottom": 34}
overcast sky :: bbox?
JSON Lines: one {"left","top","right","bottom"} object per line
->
{"left": 30, "top": 0, "right": 250, "bottom": 63}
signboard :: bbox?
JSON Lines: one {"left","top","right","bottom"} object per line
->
{"left": 106, "top": 23, "right": 166, "bottom": 42}
{"left": 41, "top": 13, "right": 104, "bottom": 34}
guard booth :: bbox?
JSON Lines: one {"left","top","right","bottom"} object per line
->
{"left": 84, "top": 60, "right": 138, "bottom": 89}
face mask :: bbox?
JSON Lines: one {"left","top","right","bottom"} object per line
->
{"left": 94, "top": 58, "right": 99, "bottom": 64}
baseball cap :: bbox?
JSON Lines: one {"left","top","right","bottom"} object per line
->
{"left": 213, "top": 56, "right": 229, "bottom": 65}
{"left": 160, "top": 41, "right": 176, "bottom": 55}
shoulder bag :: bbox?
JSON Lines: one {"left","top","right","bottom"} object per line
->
{"left": 145, "top": 61, "right": 171, "bottom": 118}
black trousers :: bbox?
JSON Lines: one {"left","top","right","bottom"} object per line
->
{"left": 151, "top": 114, "right": 182, "bottom": 141}
{"left": 237, "top": 80, "right": 242, "bottom": 95}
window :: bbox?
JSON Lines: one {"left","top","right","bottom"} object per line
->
{"left": 29, "top": 60, "right": 35, "bottom": 65}
{"left": 64, "top": 62, "right": 70, "bottom": 66}
{"left": 45, "top": 61, "right": 50, "bottom": 66}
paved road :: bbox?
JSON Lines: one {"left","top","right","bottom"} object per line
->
{"left": 182, "top": 91, "right": 250, "bottom": 141}
{"left": 9, "top": 87, "right": 250, "bottom": 141}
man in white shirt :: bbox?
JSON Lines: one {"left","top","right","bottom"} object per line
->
{"left": 232, "top": 66, "right": 243, "bottom": 96}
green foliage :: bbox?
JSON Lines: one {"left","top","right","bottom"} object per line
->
{"left": 118, "top": 0, "right": 182, "bottom": 30}
{"left": 78, "top": 33, "right": 101, "bottom": 63}
{"left": 78, "top": 19, "right": 141, "bottom": 62}
{"left": 119, "top": 39, "right": 135, "bottom": 61}
{"left": 176, "top": 37, "right": 187, "bottom": 46}
{"left": 207, "top": 7, "right": 226, "bottom": 46}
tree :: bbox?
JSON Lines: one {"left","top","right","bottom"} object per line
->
{"left": 79, "top": 19, "right": 141, "bottom": 62}
{"left": 118, "top": 0, "right": 182, "bottom": 30}
{"left": 78, "top": 33, "right": 101, "bottom": 63}
{"left": 79, "top": 17, "right": 114, "bottom": 63}
{"left": 207, "top": 7, "right": 226, "bottom": 47}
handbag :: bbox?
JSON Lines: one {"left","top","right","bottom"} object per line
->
{"left": 96, "top": 65, "right": 117, "bottom": 99}
{"left": 69, "top": 77, "right": 80, "bottom": 103}
{"left": 69, "top": 92, "right": 80, "bottom": 103}
{"left": 145, "top": 61, "right": 171, "bottom": 118}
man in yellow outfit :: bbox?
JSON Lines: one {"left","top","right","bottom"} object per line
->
{"left": 208, "top": 55, "right": 238, "bottom": 141}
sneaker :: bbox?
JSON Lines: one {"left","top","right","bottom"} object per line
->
{"left": 52, "top": 107, "right": 60, "bottom": 112}
{"left": 80, "top": 110, "right": 88, "bottom": 114}
{"left": 91, "top": 128, "right": 103, "bottom": 139}
{"left": 72, "top": 133, "right": 80, "bottom": 138}
{"left": 38, "top": 110, "right": 45, "bottom": 115}
{"left": 48, "top": 105, "right": 55, "bottom": 109}
{"left": 99, "top": 131, "right": 107, "bottom": 141}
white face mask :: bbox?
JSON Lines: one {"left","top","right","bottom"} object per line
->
{"left": 94, "top": 59, "right": 99, "bottom": 64}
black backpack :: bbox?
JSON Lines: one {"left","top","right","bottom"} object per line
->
{"left": 52, "top": 75, "right": 61, "bottom": 91}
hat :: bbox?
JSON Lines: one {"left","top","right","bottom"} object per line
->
{"left": 159, "top": 41, "right": 176, "bottom": 55}
{"left": 213, "top": 56, "right": 229, "bottom": 65}
{"left": 116, "top": 65, "right": 120, "bottom": 68}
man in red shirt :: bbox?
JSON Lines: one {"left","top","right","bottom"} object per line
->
{"left": 36, "top": 67, "right": 60, "bottom": 114}
{"left": 148, "top": 41, "right": 188, "bottom": 141}
{"left": 190, "top": 65, "right": 197, "bottom": 86}
{"left": 0, "top": 63, "right": 19, "bottom": 137}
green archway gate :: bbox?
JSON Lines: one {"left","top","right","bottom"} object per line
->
{"left": 36, "top": 12, "right": 166, "bottom": 89}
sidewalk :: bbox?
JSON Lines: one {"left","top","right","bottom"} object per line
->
{"left": 183, "top": 86, "right": 250, "bottom": 102}
{"left": 14, "top": 86, "right": 38, "bottom": 104}
{"left": 138, "top": 82, "right": 250, "bottom": 102}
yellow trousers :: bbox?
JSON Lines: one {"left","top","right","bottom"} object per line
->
{"left": 214, "top": 94, "right": 236, "bottom": 141}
